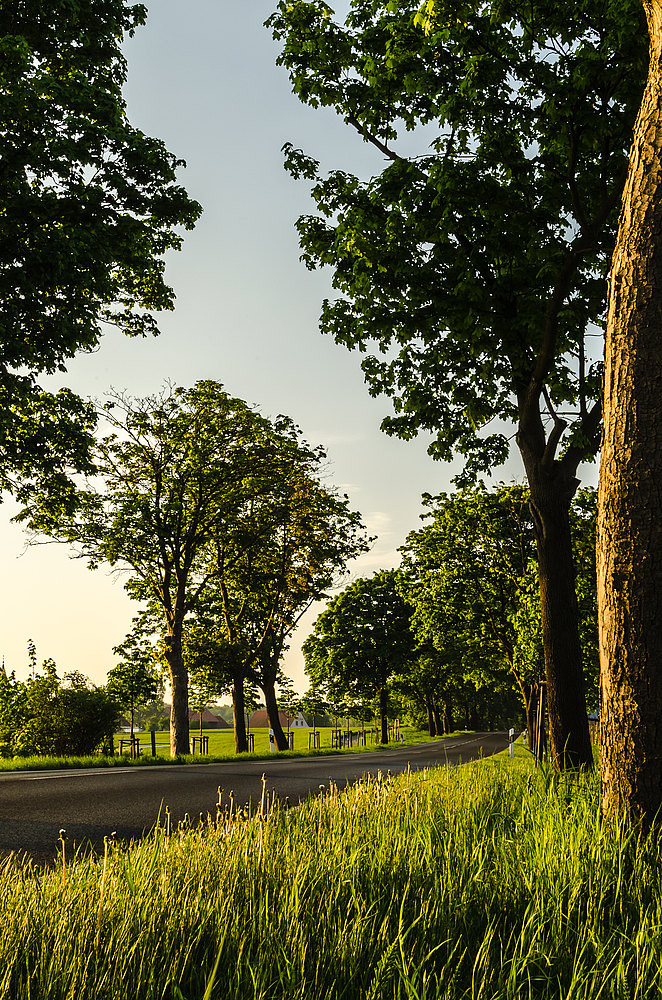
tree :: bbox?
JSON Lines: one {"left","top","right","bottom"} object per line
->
{"left": 206, "top": 421, "right": 370, "bottom": 751}
{"left": 0, "top": 1, "right": 201, "bottom": 501}
{"left": 277, "top": 674, "right": 299, "bottom": 731}
{"left": 392, "top": 648, "right": 440, "bottom": 736}
{"left": 304, "top": 570, "right": 416, "bottom": 743}
{"left": 267, "top": 0, "right": 647, "bottom": 768}
{"left": 0, "top": 649, "right": 119, "bottom": 757}
{"left": 597, "top": 0, "right": 662, "bottom": 823}
{"left": 299, "top": 686, "right": 328, "bottom": 735}
{"left": 399, "top": 484, "right": 540, "bottom": 737}
{"left": 106, "top": 638, "right": 158, "bottom": 739}
{"left": 399, "top": 484, "right": 598, "bottom": 756}
{"left": 20, "top": 381, "right": 278, "bottom": 756}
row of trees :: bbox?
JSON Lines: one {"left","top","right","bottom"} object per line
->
{"left": 303, "top": 483, "right": 598, "bottom": 758}
{"left": 20, "top": 381, "right": 370, "bottom": 755}
{"left": 5, "top": 0, "right": 662, "bottom": 823}
{"left": 267, "top": 0, "right": 646, "bottom": 770}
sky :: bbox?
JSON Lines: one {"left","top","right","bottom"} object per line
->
{"left": 0, "top": 1, "right": 546, "bottom": 693}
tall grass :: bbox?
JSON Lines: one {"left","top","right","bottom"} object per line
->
{"left": 1, "top": 754, "right": 660, "bottom": 999}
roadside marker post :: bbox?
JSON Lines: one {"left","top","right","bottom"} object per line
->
{"left": 269, "top": 728, "right": 275, "bottom": 753}
{"left": 509, "top": 728, "right": 515, "bottom": 758}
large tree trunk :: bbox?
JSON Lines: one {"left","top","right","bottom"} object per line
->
{"left": 522, "top": 469, "right": 593, "bottom": 769}
{"left": 263, "top": 672, "right": 289, "bottom": 751}
{"left": 442, "top": 697, "right": 454, "bottom": 733}
{"left": 432, "top": 697, "right": 444, "bottom": 736}
{"left": 232, "top": 673, "right": 249, "bottom": 754}
{"left": 426, "top": 696, "right": 436, "bottom": 737}
{"left": 379, "top": 686, "right": 389, "bottom": 744}
{"left": 598, "top": 1, "right": 662, "bottom": 824}
{"left": 165, "top": 626, "right": 189, "bottom": 756}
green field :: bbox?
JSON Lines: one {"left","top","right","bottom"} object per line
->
{"left": 0, "top": 726, "right": 476, "bottom": 772}
{"left": 1, "top": 745, "right": 658, "bottom": 999}
{"left": 119, "top": 724, "right": 451, "bottom": 757}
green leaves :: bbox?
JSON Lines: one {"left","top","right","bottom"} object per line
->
{"left": 269, "top": 0, "right": 646, "bottom": 476}
{"left": 303, "top": 569, "right": 416, "bottom": 704}
{"left": 399, "top": 484, "right": 533, "bottom": 685}
{"left": 0, "top": 647, "right": 119, "bottom": 757}
{"left": 398, "top": 483, "right": 599, "bottom": 706}
{"left": 0, "top": 0, "right": 201, "bottom": 498}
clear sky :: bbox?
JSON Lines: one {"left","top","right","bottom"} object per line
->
{"left": 0, "top": 1, "right": 549, "bottom": 693}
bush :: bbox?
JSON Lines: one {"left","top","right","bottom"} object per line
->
{"left": 0, "top": 659, "right": 119, "bottom": 757}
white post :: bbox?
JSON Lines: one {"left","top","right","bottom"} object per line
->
{"left": 509, "top": 727, "right": 515, "bottom": 758}
{"left": 269, "top": 728, "right": 275, "bottom": 753}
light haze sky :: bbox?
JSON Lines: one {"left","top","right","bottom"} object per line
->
{"left": 0, "top": 2, "right": 551, "bottom": 693}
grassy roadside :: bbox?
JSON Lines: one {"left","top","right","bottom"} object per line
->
{"left": 0, "top": 727, "right": 478, "bottom": 773}
{"left": 1, "top": 742, "right": 656, "bottom": 999}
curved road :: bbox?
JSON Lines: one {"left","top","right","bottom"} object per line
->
{"left": 0, "top": 731, "right": 507, "bottom": 864}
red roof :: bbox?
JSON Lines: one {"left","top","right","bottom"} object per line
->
{"left": 167, "top": 706, "right": 231, "bottom": 728}
{"left": 249, "top": 709, "right": 292, "bottom": 728}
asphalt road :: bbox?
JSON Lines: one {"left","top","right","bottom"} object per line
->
{"left": 0, "top": 731, "right": 508, "bottom": 864}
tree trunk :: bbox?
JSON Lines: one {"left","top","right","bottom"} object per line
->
{"left": 519, "top": 680, "right": 534, "bottom": 746}
{"left": 526, "top": 473, "right": 593, "bottom": 769}
{"left": 232, "top": 673, "right": 249, "bottom": 754}
{"left": 379, "top": 686, "right": 388, "bottom": 743}
{"left": 263, "top": 673, "right": 289, "bottom": 751}
{"left": 165, "top": 626, "right": 189, "bottom": 756}
{"left": 598, "top": 0, "right": 662, "bottom": 824}
{"left": 432, "top": 698, "right": 444, "bottom": 736}
{"left": 426, "top": 696, "right": 436, "bottom": 737}
{"left": 442, "top": 697, "right": 454, "bottom": 733}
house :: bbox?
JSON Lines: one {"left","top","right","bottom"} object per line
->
{"left": 249, "top": 709, "right": 301, "bottom": 729}
{"left": 168, "top": 706, "right": 231, "bottom": 729}
{"left": 117, "top": 714, "right": 132, "bottom": 733}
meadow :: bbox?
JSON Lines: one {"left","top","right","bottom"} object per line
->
{"left": 0, "top": 725, "right": 456, "bottom": 772}
{"left": 0, "top": 744, "right": 658, "bottom": 999}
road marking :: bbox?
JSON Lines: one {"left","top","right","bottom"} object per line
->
{"left": 0, "top": 735, "right": 504, "bottom": 782}
{"left": 26, "top": 768, "right": 138, "bottom": 780}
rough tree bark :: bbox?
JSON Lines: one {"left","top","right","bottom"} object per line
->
{"left": 165, "top": 626, "right": 189, "bottom": 757}
{"left": 379, "top": 685, "right": 389, "bottom": 744}
{"left": 426, "top": 696, "right": 436, "bottom": 737}
{"left": 231, "top": 674, "right": 249, "bottom": 754}
{"left": 517, "top": 420, "right": 593, "bottom": 768}
{"left": 598, "top": 0, "right": 662, "bottom": 823}
{"left": 432, "top": 698, "right": 445, "bottom": 736}
{"left": 263, "top": 673, "right": 289, "bottom": 751}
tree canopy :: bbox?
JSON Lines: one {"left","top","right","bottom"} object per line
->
{"left": 0, "top": 0, "right": 201, "bottom": 499}
{"left": 268, "top": 0, "right": 644, "bottom": 476}
{"left": 20, "top": 381, "right": 278, "bottom": 755}
{"left": 304, "top": 569, "right": 416, "bottom": 743}
{"left": 267, "top": 0, "right": 644, "bottom": 766}
{"left": 185, "top": 419, "right": 369, "bottom": 751}
{"left": 398, "top": 483, "right": 598, "bottom": 748}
